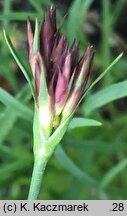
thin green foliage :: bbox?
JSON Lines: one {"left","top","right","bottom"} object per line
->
{"left": 55, "top": 146, "right": 98, "bottom": 186}
{"left": 99, "top": 159, "right": 127, "bottom": 191}
{"left": 0, "top": 88, "right": 33, "bottom": 121}
{"left": 67, "top": 0, "right": 93, "bottom": 43}
{"left": 84, "top": 80, "right": 127, "bottom": 115}
{"left": 111, "top": 0, "right": 127, "bottom": 26}
{"left": 29, "top": 0, "right": 43, "bottom": 14}
{"left": 3, "top": 30, "right": 35, "bottom": 100}
{"left": 68, "top": 117, "right": 102, "bottom": 130}
{"left": 0, "top": 12, "right": 40, "bottom": 21}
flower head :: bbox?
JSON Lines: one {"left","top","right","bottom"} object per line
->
{"left": 27, "top": 5, "right": 94, "bottom": 139}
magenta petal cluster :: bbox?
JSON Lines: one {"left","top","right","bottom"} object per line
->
{"left": 27, "top": 5, "right": 94, "bottom": 137}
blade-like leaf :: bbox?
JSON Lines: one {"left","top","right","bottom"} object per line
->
{"left": 3, "top": 30, "right": 35, "bottom": 100}
{"left": 0, "top": 88, "right": 33, "bottom": 121}
{"left": 68, "top": 117, "right": 102, "bottom": 130}
{"left": 67, "top": 0, "right": 93, "bottom": 42}
{"left": 0, "top": 108, "right": 17, "bottom": 146}
{"left": 29, "top": 0, "right": 42, "bottom": 13}
{"left": 0, "top": 12, "right": 39, "bottom": 21}
{"left": 84, "top": 80, "right": 127, "bottom": 115}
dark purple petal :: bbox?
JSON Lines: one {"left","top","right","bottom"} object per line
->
{"left": 55, "top": 72, "right": 68, "bottom": 108}
{"left": 70, "top": 41, "right": 79, "bottom": 71}
{"left": 48, "top": 5, "right": 56, "bottom": 30}
{"left": 62, "top": 46, "right": 94, "bottom": 116}
{"left": 40, "top": 6, "right": 57, "bottom": 61}
{"left": 51, "top": 35, "right": 68, "bottom": 66}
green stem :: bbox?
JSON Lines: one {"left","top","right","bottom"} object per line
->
{"left": 28, "top": 156, "right": 48, "bottom": 200}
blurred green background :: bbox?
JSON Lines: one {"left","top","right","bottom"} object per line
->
{"left": 0, "top": 0, "right": 127, "bottom": 200}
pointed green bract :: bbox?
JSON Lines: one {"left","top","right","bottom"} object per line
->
{"left": 33, "top": 18, "right": 39, "bottom": 54}
{"left": 47, "top": 114, "right": 71, "bottom": 155}
{"left": 37, "top": 65, "right": 53, "bottom": 139}
{"left": 38, "top": 66, "right": 49, "bottom": 106}
{"left": 75, "top": 59, "right": 89, "bottom": 91}
{"left": 3, "top": 29, "right": 35, "bottom": 101}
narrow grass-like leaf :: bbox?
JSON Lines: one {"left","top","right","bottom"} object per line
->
{"left": 29, "top": 0, "right": 42, "bottom": 14}
{"left": 0, "top": 12, "right": 39, "bottom": 21}
{"left": 84, "top": 80, "right": 127, "bottom": 115}
{"left": 67, "top": 0, "right": 93, "bottom": 42}
{"left": 0, "top": 64, "right": 18, "bottom": 92}
{"left": 0, "top": 85, "right": 32, "bottom": 146}
{"left": 102, "top": 0, "right": 111, "bottom": 84}
{"left": 3, "top": 30, "right": 35, "bottom": 100}
{"left": 0, "top": 109, "right": 17, "bottom": 146}
{"left": 99, "top": 159, "right": 127, "bottom": 191}
{"left": 0, "top": 156, "right": 32, "bottom": 183}
{"left": 67, "top": 0, "right": 82, "bottom": 41}
{"left": 68, "top": 117, "right": 102, "bottom": 130}
{"left": 111, "top": 0, "right": 126, "bottom": 26}
{"left": 3, "top": 0, "right": 11, "bottom": 28}
{"left": 0, "top": 88, "right": 33, "bottom": 121}
{"left": 55, "top": 145, "right": 98, "bottom": 186}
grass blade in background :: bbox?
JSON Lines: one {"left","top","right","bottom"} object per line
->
{"left": 0, "top": 85, "right": 32, "bottom": 146}
{"left": 29, "top": 0, "right": 43, "bottom": 14}
{"left": 111, "top": 0, "right": 127, "bottom": 27}
{"left": 101, "top": 0, "right": 111, "bottom": 73}
{"left": 55, "top": 145, "right": 98, "bottom": 186}
{"left": 84, "top": 80, "right": 127, "bottom": 115}
{"left": 0, "top": 88, "right": 33, "bottom": 121}
{"left": 0, "top": 12, "right": 40, "bottom": 21}
{"left": 0, "top": 109, "right": 17, "bottom": 146}
{"left": 67, "top": 0, "right": 93, "bottom": 43}
{"left": 99, "top": 159, "right": 127, "bottom": 192}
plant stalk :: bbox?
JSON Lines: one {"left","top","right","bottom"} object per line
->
{"left": 28, "top": 156, "right": 48, "bottom": 200}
